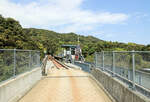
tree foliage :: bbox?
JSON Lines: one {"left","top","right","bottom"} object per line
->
{"left": 0, "top": 15, "right": 149, "bottom": 61}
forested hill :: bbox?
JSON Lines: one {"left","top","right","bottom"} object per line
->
{"left": 0, "top": 15, "right": 150, "bottom": 61}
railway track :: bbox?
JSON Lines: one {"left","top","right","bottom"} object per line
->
{"left": 48, "top": 55, "right": 68, "bottom": 69}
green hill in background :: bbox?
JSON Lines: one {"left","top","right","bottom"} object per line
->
{"left": 0, "top": 15, "right": 150, "bottom": 62}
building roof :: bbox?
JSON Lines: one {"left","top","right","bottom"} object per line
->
{"left": 61, "top": 45, "right": 77, "bottom": 48}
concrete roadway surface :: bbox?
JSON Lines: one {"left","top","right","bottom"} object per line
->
{"left": 18, "top": 66, "right": 112, "bottom": 102}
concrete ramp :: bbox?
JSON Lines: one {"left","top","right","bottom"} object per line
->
{"left": 18, "top": 68, "right": 113, "bottom": 102}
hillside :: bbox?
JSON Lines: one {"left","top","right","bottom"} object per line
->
{"left": 0, "top": 15, "right": 150, "bottom": 61}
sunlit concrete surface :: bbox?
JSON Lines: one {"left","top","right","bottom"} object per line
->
{"left": 18, "top": 67, "right": 112, "bottom": 102}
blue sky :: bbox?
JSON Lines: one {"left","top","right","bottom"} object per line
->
{"left": 0, "top": 0, "right": 150, "bottom": 45}
{"left": 81, "top": 0, "right": 150, "bottom": 45}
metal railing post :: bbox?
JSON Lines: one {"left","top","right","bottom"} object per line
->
{"left": 95, "top": 52, "right": 97, "bottom": 68}
{"left": 139, "top": 73, "right": 142, "bottom": 85}
{"left": 112, "top": 51, "right": 115, "bottom": 76}
{"left": 13, "top": 49, "right": 16, "bottom": 77}
{"left": 38, "top": 53, "right": 40, "bottom": 66}
{"left": 36, "top": 52, "right": 39, "bottom": 67}
{"left": 39, "top": 52, "right": 40, "bottom": 66}
{"left": 132, "top": 50, "right": 135, "bottom": 90}
{"left": 102, "top": 51, "right": 105, "bottom": 71}
{"left": 29, "top": 51, "right": 31, "bottom": 69}
{"left": 89, "top": 64, "right": 91, "bottom": 73}
{"left": 39, "top": 52, "right": 41, "bottom": 66}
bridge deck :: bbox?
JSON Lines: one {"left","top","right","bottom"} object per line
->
{"left": 19, "top": 68, "right": 112, "bottom": 102}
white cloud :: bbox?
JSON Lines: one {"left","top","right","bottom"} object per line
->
{"left": 0, "top": 0, "right": 129, "bottom": 33}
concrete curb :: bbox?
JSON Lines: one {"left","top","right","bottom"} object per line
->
{"left": 0, "top": 68, "right": 42, "bottom": 102}
{"left": 91, "top": 68, "right": 150, "bottom": 102}
{"left": 88, "top": 74, "right": 116, "bottom": 102}
{"left": 64, "top": 63, "right": 82, "bottom": 70}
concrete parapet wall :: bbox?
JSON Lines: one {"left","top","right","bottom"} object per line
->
{"left": 65, "top": 63, "right": 81, "bottom": 70}
{"left": 91, "top": 68, "right": 150, "bottom": 102}
{"left": 0, "top": 68, "right": 42, "bottom": 102}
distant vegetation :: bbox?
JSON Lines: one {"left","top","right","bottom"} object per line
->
{"left": 1, "top": 14, "right": 150, "bottom": 82}
{"left": 1, "top": 14, "right": 150, "bottom": 62}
